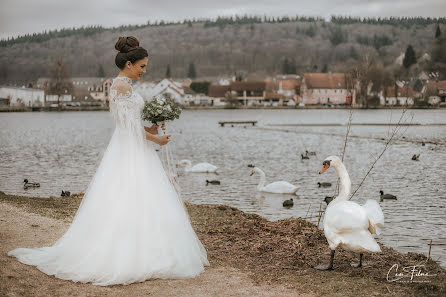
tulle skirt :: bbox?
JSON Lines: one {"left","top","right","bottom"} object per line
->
{"left": 8, "top": 126, "right": 209, "bottom": 286}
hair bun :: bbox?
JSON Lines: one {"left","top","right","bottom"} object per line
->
{"left": 115, "top": 36, "right": 140, "bottom": 53}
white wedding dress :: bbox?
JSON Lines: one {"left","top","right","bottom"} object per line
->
{"left": 8, "top": 76, "right": 209, "bottom": 286}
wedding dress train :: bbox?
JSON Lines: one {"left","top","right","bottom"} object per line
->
{"left": 8, "top": 76, "right": 209, "bottom": 286}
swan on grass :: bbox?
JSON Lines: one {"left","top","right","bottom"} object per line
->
{"left": 314, "top": 156, "right": 384, "bottom": 270}
{"left": 177, "top": 160, "right": 218, "bottom": 173}
{"left": 250, "top": 167, "right": 299, "bottom": 194}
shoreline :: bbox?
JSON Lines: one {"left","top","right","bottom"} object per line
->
{"left": 1, "top": 191, "right": 445, "bottom": 296}
{"left": 0, "top": 105, "right": 444, "bottom": 112}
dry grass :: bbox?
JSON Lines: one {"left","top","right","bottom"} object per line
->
{"left": 1, "top": 191, "right": 445, "bottom": 297}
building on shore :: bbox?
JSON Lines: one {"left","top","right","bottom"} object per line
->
{"left": 380, "top": 86, "right": 415, "bottom": 106}
{"left": 230, "top": 81, "right": 266, "bottom": 106}
{"left": 208, "top": 85, "right": 231, "bottom": 106}
{"left": 265, "top": 75, "right": 301, "bottom": 106}
{"left": 300, "top": 72, "right": 355, "bottom": 106}
{"left": 423, "top": 80, "right": 446, "bottom": 105}
{"left": 208, "top": 81, "right": 266, "bottom": 106}
{"left": 36, "top": 77, "right": 110, "bottom": 106}
{"left": 0, "top": 86, "right": 45, "bottom": 107}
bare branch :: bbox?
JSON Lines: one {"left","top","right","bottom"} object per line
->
{"left": 350, "top": 108, "right": 409, "bottom": 199}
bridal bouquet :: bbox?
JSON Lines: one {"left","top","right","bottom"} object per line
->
{"left": 142, "top": 94, "right": 182, "bottom": 124}
{"left": 142, "top": 93, "right": 182, "bottom": 198}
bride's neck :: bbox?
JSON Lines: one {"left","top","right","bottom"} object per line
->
{"left": 333, "top": 162, "right": 351, "bottom": 202}
{"left": 118, "top": 70, "right": 133, "bottom": 80}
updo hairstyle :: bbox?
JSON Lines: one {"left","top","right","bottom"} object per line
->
{"left": 114, "top": 36, "right": 148, "bottom": 69}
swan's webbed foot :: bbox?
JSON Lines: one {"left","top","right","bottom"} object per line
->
{"left": 351, "top": 253, "right": 363, "bottom": 268}
{"left": 314, "top": 250, "right": 335, "bottom": 271}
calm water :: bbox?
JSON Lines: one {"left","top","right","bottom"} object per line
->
{"left": 1, "top": 109, "right": 445, "bottom": 267}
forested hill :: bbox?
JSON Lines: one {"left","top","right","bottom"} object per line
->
{"left": 0, "top": 16, "right": 444, "bottom": 84}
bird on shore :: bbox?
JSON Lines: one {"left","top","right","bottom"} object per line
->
{"left": 177, "top": 160, "right": 218, "bottom": 173}
{"left": 314, "top": 156, "right": 384, "bottom": 271}
{"left": 61, "top": 190, "right": 71, "bottom": 197}
{"left": 250, "top": 167, "right": 299, "bottom": 194}
{"left": 379, "top": 190, "right": 397, "bottom": 202}
{"left": 411, "top": 154, "right": 420, "bottom": 161}
{"left": 283, "top": 199, "right": 294, "bottom": 207}
{"left": 318, "top": 182, "right": 332, "bottom": 188}
{"left": 23, "top": 179, "right": 40, "bottom": 189}
{"left": 206, "top": 180, "right": 220, "bottom": 185}
{"left": 301, "top": 154, "right": 310, "bottom": 160}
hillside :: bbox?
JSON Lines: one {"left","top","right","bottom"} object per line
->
{"left": 0, "top": 18, "right": 443, "bottom": 84}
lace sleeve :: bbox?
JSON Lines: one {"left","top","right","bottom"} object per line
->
{"left": 109, "top": 81, "right": 143, "bottom": 135}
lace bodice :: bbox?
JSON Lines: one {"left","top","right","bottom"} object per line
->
{"left": 109, "top": 76, "right": 145, "bottom": 136}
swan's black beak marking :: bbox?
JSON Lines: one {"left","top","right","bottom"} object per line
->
{"left": 250, "top": 172, "right": 254, "bottom": 176}
{"left": 319, "top": 160, "right": 331, "bottom": 174}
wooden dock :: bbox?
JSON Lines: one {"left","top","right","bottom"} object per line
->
{"left": 219, "top": 121, "right": 257, "bottom": 127}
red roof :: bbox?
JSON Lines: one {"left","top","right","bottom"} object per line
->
{"left": 264, "top": 92, "right": 283, "bottom": 99}
{"left": 265, "top": 79, "right": 301, "bottom": 91}
{"left": 208, "top": 85, "right": 230, "bottom": 97}
{"left": 303, "top": 73, "right": 347, "bottom": 89}
{"left": 231, "top": 81, "right": 266, "bottom": 91}
{"left": 424, "top": 80, "right": 446, "bottom": 96}
{"left": 426, "top": 80, "right": 446, "bottom": 89}
{"left": 384, "top": 86, "right": 414, "bottom": 97}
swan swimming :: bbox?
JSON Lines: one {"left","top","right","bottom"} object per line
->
{"left": 250, "top": 167, "right": 299, "bottom": 194}
{"left": 315, "top": 156, "right": 384, "bottom": 270}
{"left": 177, "top": 160, "right": 218, "bottom": 173}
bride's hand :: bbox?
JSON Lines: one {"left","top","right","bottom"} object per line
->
{"left": 156, "top": 135, "right": 171, "bottom": 146}
{"left": 144, "top": 125, "right": 159, "bottom": 135}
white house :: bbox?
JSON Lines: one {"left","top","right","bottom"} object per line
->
{"left": 150, "top": 79, "right": 186, "bottom": 104}
{"left": 0, "top": 86, "right": 45, "bottom": 107}
{"left": 132, "top": 81, "right": 157, "bottom": 99}
{"left": 134, "top": 79, "right": 193, "bottom": 105}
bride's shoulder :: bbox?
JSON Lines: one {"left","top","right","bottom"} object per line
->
{"left": 111, "top": 78, "right": 132, "bottom": 96}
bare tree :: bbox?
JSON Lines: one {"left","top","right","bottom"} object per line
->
{"left": 48, "top": 58, "right": 73, "bottom": 110}
{"left": 351, "top": 50, "right": 376, "bottom": 108}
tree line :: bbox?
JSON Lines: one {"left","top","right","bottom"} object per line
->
{"left": 1, "top": 20, "right": 444, "bottom": 84}
{"left": 2, "top": 15, "right": 446, "bottom": 47}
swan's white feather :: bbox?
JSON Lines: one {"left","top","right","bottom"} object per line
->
{"left": 262, "top": 181, "right": 298, "bottom": 194}
{"left": 190, "top": 163, "right": 218, "bottom": 173}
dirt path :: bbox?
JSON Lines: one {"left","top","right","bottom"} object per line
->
{"left": 0, "top": 202, "right": 310, "bottom": 297}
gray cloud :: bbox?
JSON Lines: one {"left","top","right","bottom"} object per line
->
{"left": 1, "top": 0, "right": 445, "bottom": 40}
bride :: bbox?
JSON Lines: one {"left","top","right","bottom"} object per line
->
{"left": 8, "top": 36, "right": 209, "bottom": 286}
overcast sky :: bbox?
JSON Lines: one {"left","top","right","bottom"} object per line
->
{"left": 1, "top": 0, "right": 445, "bottom": 40}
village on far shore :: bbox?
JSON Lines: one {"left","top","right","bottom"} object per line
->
{"left": 0, "top": 70, "right": 445, "bottom": 111}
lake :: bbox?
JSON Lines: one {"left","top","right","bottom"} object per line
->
{"left": 1, "top": 109, "right": 445, "bottom": 267}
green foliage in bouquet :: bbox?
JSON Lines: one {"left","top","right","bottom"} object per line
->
{"left": 142, "top": 93, "right": 182, "bottom": 124}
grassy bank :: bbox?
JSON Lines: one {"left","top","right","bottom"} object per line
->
{"left": 1, "top": 191, "right": 444, "bottom": 296}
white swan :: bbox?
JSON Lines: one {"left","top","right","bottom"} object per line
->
{"left": 315, "top": 156, "right": 384, "bottom": 270}
{"left": 250, "top": 167, "right": 299, "bottom": 194}
{"left": 177, "top": 159, "right": 218, "bottom": 173}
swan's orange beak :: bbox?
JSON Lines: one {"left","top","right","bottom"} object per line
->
{"left": 319, "top": 163, "right": 330, "bottom": 174}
